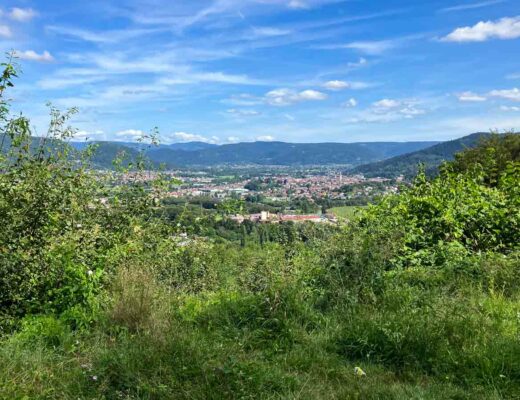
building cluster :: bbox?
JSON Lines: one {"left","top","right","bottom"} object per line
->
{"left": 163, "top": 172, "right": 397, "bottom": 201}
{"left": 230, "top": 211, "right": 337, "bottom": 224}
{"left": 115, "top": 170, "right": 401, "bottom": 203}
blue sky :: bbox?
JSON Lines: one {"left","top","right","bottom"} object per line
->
{"left": 1, "top": 0, "right": 519, "bottom": 144}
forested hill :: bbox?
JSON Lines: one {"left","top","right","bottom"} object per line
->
{"left": 352, "top": 132, "right": 491, "bottom": 178}
{"left": 3, "top": 134, "right": 499, "bottom": 171}
{"left": 71, "top": 140, "right": 438, "bottom": 168}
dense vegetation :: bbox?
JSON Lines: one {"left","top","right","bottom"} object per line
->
{"left": 1, "top": 60, "right": 519, "bottom": 399}
{"left": 353, "top": 132, "right": 490, "bottom": 178}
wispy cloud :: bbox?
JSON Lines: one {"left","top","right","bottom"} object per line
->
{"left": 500, "top": 105, "right": 520, "bottom": 112}
{"left": 288, "top": 0, "right": 308, "bottom": 9}
{"left": 0, "top": 25, "right": 12, "bottom": 38}
{"left": 317, "top": 36, "right": 419, "bottom": 55}
{"left": 442, "top": 16, "right": 520, "bottom": 42}
{"left": 38, "top": 75, "right": 107, "bottom": 90}
{"left": 456, "top": 91, "right": 487, "bottom": 102}
{"left": 342, "top": 40, "right": 399, "bottom": 55}
{"left": 489, "top": 87, "right": 520, "bottom": 101}
{"left": 223, "top": 94, "right": 264, "bottom": 106}
{"left": 439, "top": 0, "right": 504, "bottom": 13}
{"left": 15, "top": 50, "right": 54, "bottom": 63}
{"left": 46, "top": 25, "right": 162, "bottom": 44}
{"left": 8, "top": 7, "right": 37, "bottom": 22}
{"left": 347, "top": 57, "right": 367, "bottom": 68}
{"left": 227, "top": 108, "right": 261, "bottom": 116}
{"left": 249, "top": 26, "right": 292, "bottom": 37}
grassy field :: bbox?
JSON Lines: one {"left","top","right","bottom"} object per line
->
{"left": 329, "top": 206, "right": 363, "bottom": 220}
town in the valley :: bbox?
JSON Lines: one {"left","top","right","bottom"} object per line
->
{"left": 118, "top": 167, "right": 405, "bottom": 223}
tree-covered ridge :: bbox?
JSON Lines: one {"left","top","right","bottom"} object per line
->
{"left": 1, "top": 59, "right": 520, "bottom": 399}
{"left": 353, "top": 132, "right": 496, "bottom": 178}
{"left": 68, "top": 139, "right": 439, "bottom": 168}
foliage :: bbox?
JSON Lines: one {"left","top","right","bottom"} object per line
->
{"left": 354, "top": 132, "right": 491, "bottom": 178}
{"left": 445, "top": 132, "right": 520, "bottom": 186}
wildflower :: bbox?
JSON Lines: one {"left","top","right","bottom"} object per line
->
{"left": 354, "top": 366, "right": 366, "bottom": 377}
{"left": 91, "top": 375, "right": 98, "bottom": 381}
{"left": 87, "top": 270, "right": 94, "bottom": 276}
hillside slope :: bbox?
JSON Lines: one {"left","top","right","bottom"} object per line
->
{"left": 352, "top": 132, "right": 489, "bottom": 178}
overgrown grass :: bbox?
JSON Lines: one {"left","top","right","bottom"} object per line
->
{"left": 1, "top": 243, "right": 519, "bottom": 399}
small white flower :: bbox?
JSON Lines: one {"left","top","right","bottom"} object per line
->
{"left": 91, "top": 375, "right": 98, "bottom": 381}
{"left": 87, "top": 270, "right": 94, "bottom": 276}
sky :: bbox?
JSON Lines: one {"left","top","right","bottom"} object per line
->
{"left": 0, "top": 0, "right": 519, "bottom": 144}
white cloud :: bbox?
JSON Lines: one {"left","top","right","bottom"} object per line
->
{"left": 227, "top": 136, "right": 240, "bottom": 143}
{"left": 265, "top": 88, "right": 327, "bottom": 106}
{"left": 456, "top": 91, "right": 487, "bottom": 102}
{"left": 0, "top": 25, "right": 12, "bottom": 38}
{"left": 323, "top": 80, "right": 350, "bottom": 90}
{"left": 343, "top": 98, "right": 357, "bottom": 107}
{"left": 323, "top": 80, "right": 370, "bottom": 91}
{"left": 75, "top": 130, "right": 104, "bottom": 140}
{"left": 256, "top": 135, "right": 275, "bottom": 141}
{"left": 115, "top": 129, "right": 145, "bottom": 139}
{"left": 399, "top": 106, "right": 426, "bottom": 117}
{"left": 358, "top": 98, "right": 426, "bottom": 121}
{"left": 9, "top": 7, "right": 37, "bottom": 22}
{"left": 507, "top": 73, "right": 520, "bottom": 80}
{"left": 439, "top": 0, "right": 504, "bottom": 13}
{"left": 227, "top": 108, "right": 261, "bottom": 116}
{"left": 168, "top": 131, "right": 218, "bottom": 143}
{"left": 489, "top": 87, "right": 520, "bottom": 101}
{"left": 14, "top": 50, "right": 54, "bottom": 62}
{"left": 500, "top": 105, "right": 520, "bottom": 112}
{"left": 442, "top": 16, "right": 520, "bottom": 42}
{"left": 299, "top": 89, "right": 327, "bottom": 100}
{"left": 373, "top": 98, "right": 401, "bottom": 109}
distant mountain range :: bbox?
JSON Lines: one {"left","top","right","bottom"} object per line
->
{"left": 69, "top": 140, "right": 439, "bottom": 169}
{"left": 4, "top": 133, "right": 497, "bottom": 175}
{"left": 352, "top": 132, "right": 490, "bottom": 178}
